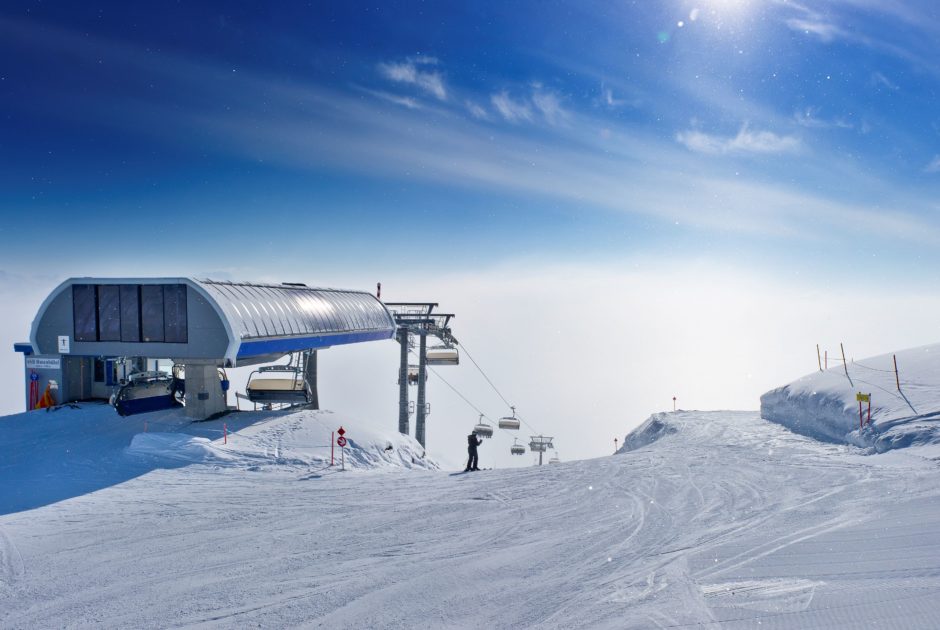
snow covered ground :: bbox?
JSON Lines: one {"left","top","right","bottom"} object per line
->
{"left": 761, "top": 342, "right": 940, "bottom": 455}
{"left": 2, "top": 403, "right": 940, "bottom": 628}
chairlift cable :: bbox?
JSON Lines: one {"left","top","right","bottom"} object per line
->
{"left": 456, "top": 341, "right": 542, "bottom": 436}
{"left": 408, "top": 345, "right": 547, "bottom": 450}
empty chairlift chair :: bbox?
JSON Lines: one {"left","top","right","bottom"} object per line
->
{"left": 510, "top": 439, "right": 526, "bottom": 456}
{"left": 246, "top": 363, "right": 311, "bottom": 406}
{"left": 426, "top": 345, "right": 459, "bottom": 366}
{"left": 498, "top": 406, "right": 521, "bottom": 430}
{"left": 473, "top": 414, "right": 494, "bottom": 438}
{"left": 548, "top": 451, "right": 561, "bottom": 465}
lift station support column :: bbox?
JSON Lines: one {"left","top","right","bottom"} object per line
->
{"left": 416, "top": 333, "right": 428, "bottom": 447}
{"left": 397, "top": 327, "right": 410, "bottom": 436}
{"left": 303, "top": 350, "right": 319, "bottom": 410}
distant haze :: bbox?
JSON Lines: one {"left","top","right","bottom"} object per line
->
{"left": 3, "top": 262, "right": 939, "bottom": 468}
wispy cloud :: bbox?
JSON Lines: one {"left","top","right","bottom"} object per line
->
{"left": 793, "top": 107, "right": 853, "bottom": 130}
{"left": 491, "top": 91, "right": 533, "bottom": 123}
{"left": 785, "top": 17, "right": 846, "bottom": 42}
{"left": 491, "top": 87, "right": 568, "bottom": 125}
{"left": 356, "top": 86, "right": 423, "bottom": 110}
{"left": 926, "top": 156, "right": 940, "bottom": 173}
{"left": 465, "top": 100, "right": 490, "bottom": 120}
{"left": 676, "top": 125, "right": 801, "bottom": 156}
{"left": 532, "top": 90, "right": 568, "bottom": 125}
{"left": 870, "top": 71, "right": 899, "bottom": 91}
{"left": 377, "top": 57, "right": 447, "bottom": 100}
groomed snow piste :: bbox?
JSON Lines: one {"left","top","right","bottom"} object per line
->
{"left": 1, "top": 345, "right": 940, "bottom": 628}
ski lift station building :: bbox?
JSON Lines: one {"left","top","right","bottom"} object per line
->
{"left": 14, "top": 277, "right": 396, "bottom": 419}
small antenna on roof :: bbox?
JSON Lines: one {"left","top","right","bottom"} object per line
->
{"left": 377, "top": 282, "right": 382, "bottom": 299}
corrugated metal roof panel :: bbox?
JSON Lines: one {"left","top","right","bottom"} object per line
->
{"left": 194, "top": 279, "right": 395, "bottom": 342}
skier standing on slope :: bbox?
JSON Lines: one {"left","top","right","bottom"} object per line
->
{"left": 465, "top": 432, "right": 483, "bottom": 471}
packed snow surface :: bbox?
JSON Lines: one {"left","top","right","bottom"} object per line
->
{"left": 2, "top": 406, "right": 940, "bottom": 628}
{"left": 761, "top": 342, "right": 940, "bottom": 454}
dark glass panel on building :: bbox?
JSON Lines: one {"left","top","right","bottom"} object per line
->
{"left": 163, "top": 284, "right": 188, "bottom": 343}
{"left": 73, "top": 284, "right": 97, "bottom": 342}
{"left": 141, "top": 285, "right": 165, "bottom": 342}
{"left": 120, "top": 285, "right": 141, "bottom": 342}
{"left": 93, "top": 358, "right": 105, "bottom": 383}
{"left": 97, "top": 285, "right": 121, "bottom": 341}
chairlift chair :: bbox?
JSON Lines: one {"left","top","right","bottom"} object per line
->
{"left": 549, "top": 452, "right": 561, "bottom": 465}
{"left": 245, "top": 357, "right": 311, "bottom": 405}
{"left": 498, "top": 406, "right": 521, "bottom": 430}
{"left": 473, "top": 414, "right": 494, "bottom": 438}
{"left": 111, "top": 370, "right": 181, "bottom": 416}
{"left": 510, "top": 439, "right": 526, "bottom": 456}
{"left": 399, "top": 364, "right": 427, "bottom": 386}
{"left": 426, "top": 345, "right": 459, "bottom": 366}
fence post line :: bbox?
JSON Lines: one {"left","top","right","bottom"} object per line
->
{"left": 841, "top": 343, "right": 849, "bottom": 379}
{"left": 894, "top": 354, "right": 900, "bottom": 391}
{"left": 817, "top": 344, "right": 822, "bottom": 371}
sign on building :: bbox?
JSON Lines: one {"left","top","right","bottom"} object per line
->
{"left": 25, "top": 357, "right": 62, "bottom": 370}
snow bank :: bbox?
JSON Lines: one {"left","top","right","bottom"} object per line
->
{"left": 616, "top": 411, "right": 677, "bottom": 453}
{"left": 0, "top": 402, "right": 436, "bottom": 514}
{"left": 760, "top": 342, "right": 940, "bottom": 453}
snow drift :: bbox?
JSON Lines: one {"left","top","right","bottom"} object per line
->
{"left": 0, "top": 402, "right": 435, "bottom": 515}
{"left": 760, "top": 342, "right": 940, "bottom": 454}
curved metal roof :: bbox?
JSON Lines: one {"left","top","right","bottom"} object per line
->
{"left": 28, "top": 277, "right": 396, "bottom": 366}
{"left": 195, "top": 280, "right": 393, "bottom": 340}
{"left": 192, "top": 279, "right": 396, "bottom": 361}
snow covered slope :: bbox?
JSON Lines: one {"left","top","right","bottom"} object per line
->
{"left": 2, "top": 407, "right": 940, "bottom": 628}
{"left": 0, "top": 403, "right": 435, "bottom": 514}
{"left": 761, "top": 343, "right": 940, "bottom": 453}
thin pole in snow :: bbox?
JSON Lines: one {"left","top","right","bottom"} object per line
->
{"left": 894, "top": 354, "right": 901, "bottom": 391}
{"left": 841, "top": 343, "right": 849, "bottom": 379}
{"left": 817, "top": 344, "right": 822, "bottom": 371}
{"left": 614, "top": 438, "right": 618, "bottom": 453}
{"left": 223, "top": 423, "right": 227, "bottom": 445}
{"left": 331, "top": 431, "right": 335, "bottom": 466}
{"left": 672, "top": 396, "right": 676, "bottom": 412}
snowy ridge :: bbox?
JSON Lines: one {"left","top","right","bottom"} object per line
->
{"left": 124, "top": 408, "right": 438, "bottom": 472}
{"left": 0, "top": 403, "right": 435, "bottom": 515}
{"left": 615, "top": 411, "right": 677, "bottom": 453}
{"left": 760, "top": 342, "right": 940, "bottom": 454}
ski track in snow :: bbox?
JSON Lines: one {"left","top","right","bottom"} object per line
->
{"left": 1, "top": 410, "right": 940, "bottom": 628}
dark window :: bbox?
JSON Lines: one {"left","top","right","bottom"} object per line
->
{"left": 120, "top": 285, "right": 140, "bottom": 342}
{"left": 93, "top": 358, "right": 105, "bottom": 383}
{"left": 163, "top": 284, "right": 188, "bottom": 343}
{"left": 141, "top": 285, "right": 165, "bottom": 342}
{"left": 73, "top": 284, "right": 97, "bottom": 341}
{"left": 97, "top": 285, "right": 121, "bottom": 341}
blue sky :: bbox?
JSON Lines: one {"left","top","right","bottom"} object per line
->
{"left": 1, "top": 2, "right": 940, "bottom": 458}
{"left": 1, "top": 0, "right": 938, "bottom": 279}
